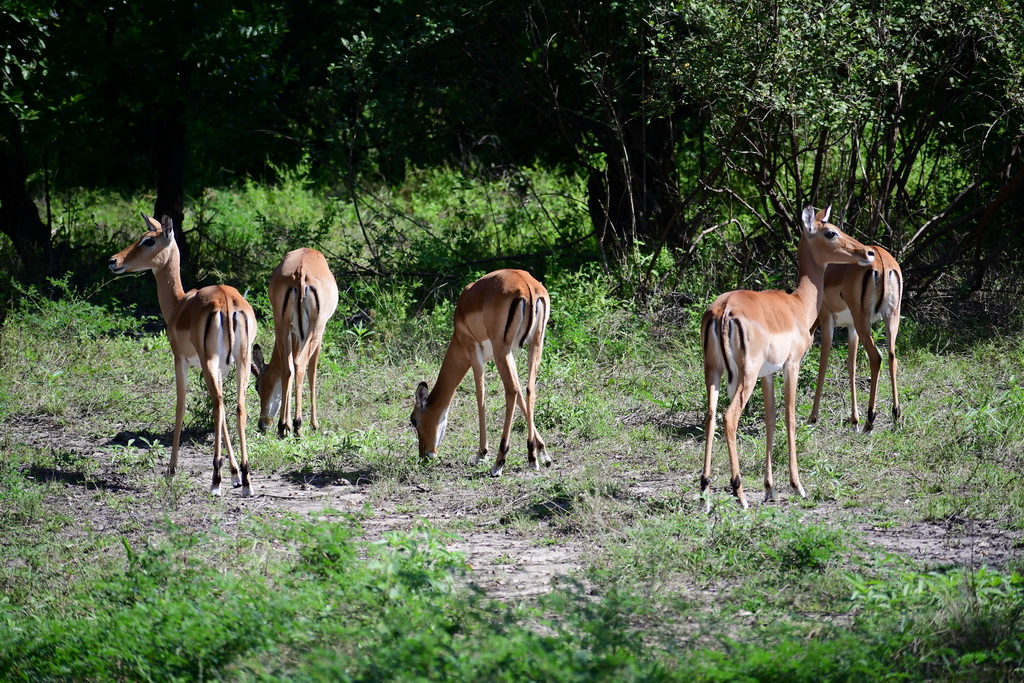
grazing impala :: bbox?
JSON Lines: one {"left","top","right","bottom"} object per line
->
{"left": 809, "top": 246, "right": 902, "bottom": 432}
{"left": 700, "top": 206, "right": 875, "bottom": 510}
{"left": 251, "top": 248, "right": 338, "bottom": 437}
{"left": 109, "top": 214, "right": 257, "bottom": 496}
{"left": 411, "top": 269, "right": 550, "bottom": 477}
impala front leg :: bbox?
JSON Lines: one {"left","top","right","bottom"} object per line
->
{"left": 762, "top": 375, "right": 777, "bottom": 502}
{"left": 471, "top": 359, "right": 489, "bottom": 466}
{"left": 278, "top": 356, "right": 296, "bottom": 438}
{"left": 784, "top": 362, "right": 806, "bottom": 499}
{"left": 809, "top": 317, "right": 834, "bottom": 425}
{"left": 169, "top": 357, "right": 189, "bottom": 479}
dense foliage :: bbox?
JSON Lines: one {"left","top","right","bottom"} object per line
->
{"left": 2, "top": 0, "right": 1023, "bottom": 300}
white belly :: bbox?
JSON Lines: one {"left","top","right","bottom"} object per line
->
{"left": 757, "top": 359, "right": 784, "bottom": 378}
{"left": 833, "top": 308, "right": 855, "bottom": 328}
{"left": 476, "top": 340, "right": 494, "bottom": 364}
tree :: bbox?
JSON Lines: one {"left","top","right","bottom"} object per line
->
{"left": 0, "top": 5, "right": 50, "bottom": 264}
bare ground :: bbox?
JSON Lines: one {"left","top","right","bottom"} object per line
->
{"left": 6, "top": 415, "right": 1021, "bottom": 601}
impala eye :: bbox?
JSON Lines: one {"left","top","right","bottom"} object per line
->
{"left": 142, "top": 238, "right": 156, "bottom": 247}
{"left": 824, "top": 229, "right": 837, "bottom": 239}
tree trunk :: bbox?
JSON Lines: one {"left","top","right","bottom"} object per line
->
{"left": 588, "top": 116, "right": 682, "bottom": 256}
{"left": 153, "top": 115, "right": 189, "bottom": 276}
{"left": 0, "top": 107, "right": 49, "bottom": 265}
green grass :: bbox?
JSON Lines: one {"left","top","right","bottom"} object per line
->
{"left": 2, "top": 175, "right": 1024, "bottom": 679}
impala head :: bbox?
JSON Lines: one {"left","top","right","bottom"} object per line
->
{"left": 109, "top": 214, "right": 177, "bottom": 275}
{"left": 249, "top": 344, "right": 282, "bottom": 434}
{"left": 800, "top": 205, "right": 875, "bottom": 267}
{"left": 411, "top": 382, "right": 447, "bottom": 460}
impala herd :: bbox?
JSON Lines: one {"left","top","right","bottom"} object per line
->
{"left": 109, "top": 205, "right": 902, "bottom": 509}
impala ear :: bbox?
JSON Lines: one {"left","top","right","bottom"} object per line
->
{"left": 801, "top": 206, "right": 817, "bottom": 234}
{"left": 141, "top": 212, "right": 161, "bottom": 232}
{"left": 415, "top": 382, "right": 430, "bottom": 412}
{"left": 160, "top": 215, "right": 175, "bottom": 241}
{"left": 821, "top": 204, "right": 832, "bottom": 224}
{"left": 251, "top": 344, "right": 265, "bottom": 376}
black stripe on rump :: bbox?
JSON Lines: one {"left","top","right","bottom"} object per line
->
{"left": 519, "top": 295, "right": 537, "bottom": 349}
{"left": 281, "top": 286, "right": 293, "bottom": 324}
{"left": 202, "top": 310, "right": 217, "bottom": 360}
{"left": 504, "top": 297, "right": 526, "bottom": 347}
{"left": 719, "top": 316, "right": 733, "bottom": 387}
{"left": 860, "top": 270, "right": 874, "bottom": 314}
{"left": 734, "top": 317, "right": 746, "bottom": 357}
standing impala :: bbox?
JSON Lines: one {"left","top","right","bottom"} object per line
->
{"left": 109, "top": 214, "right": 257, "bottom": 496}
{"left": 411, "top": 269, "right": 550, "bottom": 477}
{"left": 700, "top": 206, "right": 875, "bottom": 510}
{"left": 809, "top": 246, "right": 902, "bottom": 432}
{"left": 251, "top": 248, "right": 338, "bottom": 437}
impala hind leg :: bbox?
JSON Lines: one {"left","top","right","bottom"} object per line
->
{"left": 701, "top": 372, "right": 720, "bottom": 513}
{"left": 308, "top": 343, "right": 323, "bottom": 431}
{"left": 846, "top": 326, "right": 861, "bottom": 429}
{"left": 491, "top": 352, "right": 524, "bottom": 477}
{"left": 201, "top": 363, "right": 227, "bottom": 496}
{"left": 277, "top": 355, "right": 296, "bottom": 438}
{"left": 723, "top": 372, "right": 758, "bottom": 510}
{"left": 854, "top": 317, "right": 883, "bottom": 433}
{"left": 524, "top": 334, "right": 549, "bottom": 469}
{"left": 885, "top": 312, "right": 901, "bottom": 425}
{"left": 293, "top": 353, "right": 307, "bottom": 437}
{"left": 235, "top": 348, "right": 253, "bottom": 496}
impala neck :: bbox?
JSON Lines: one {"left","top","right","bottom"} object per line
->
{"left": 426, "top": 339, "right": 472, "bottom": 416}
{"left": 793, "top": 238, "right": 827, "bottom": 330}
{"left": 152, "top": 245, "right": 187, "bottom": 324}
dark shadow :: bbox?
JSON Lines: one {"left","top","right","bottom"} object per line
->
{"left": 106, "top": 428, "right": 209, "bottom": 448}
{"left": 283, "top": 467, "right": 378, "bottom": 488}
{"left": 501, "top": 493, "right": 575, "bottom": 525}
{"left": 27, "top": 464, "right": 138, "bottom": 493}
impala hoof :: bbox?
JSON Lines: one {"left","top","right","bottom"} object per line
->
{"left": 490, "top": 464, "right": 504, "bottom": 478}
{"left": 764, "top": 486, "right": 776, "bottom": 502}
{"left": 793, "top": 483, "right": 807, "bottom": 498}
{"left": 210, "top": 485, "right": 222, "bottom": 497}
{"left": 232, "top": 475, "right": 242, "bottom": 488}
{"left": 241, "top": 486, "right": 253, "bottom": 497}
{"left": 528, "top": 460, "right": 540, "bottom": 472}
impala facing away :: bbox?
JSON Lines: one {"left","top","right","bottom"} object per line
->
{"left": 809, "top": 246, "right": 902, "bottom": 432}
{"left": 109, "top": 214, "right": 257, "bottom": 496}
{"left": 411, "top": 269, "right": 550, "bottom": 477}
{"left": 251, "top": 248, "right": 338, "bottom": 437}
{"left": 700, "top": 206, "right": 875, "bottom": 510}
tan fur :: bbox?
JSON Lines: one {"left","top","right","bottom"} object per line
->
{"left": 109, "top": 214, "right": 257, "bottom": 496}
{"left": 701, "top": 206, "right": 876, "bottom": 510}
{"left": 411, "top": 269, "right": 550, "bottom": 477}
{"left": 251, "top": 248, "right": 338, "bottom": 437}
{"left": 809, "top": 246, "right": 902, "bottom": 431}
